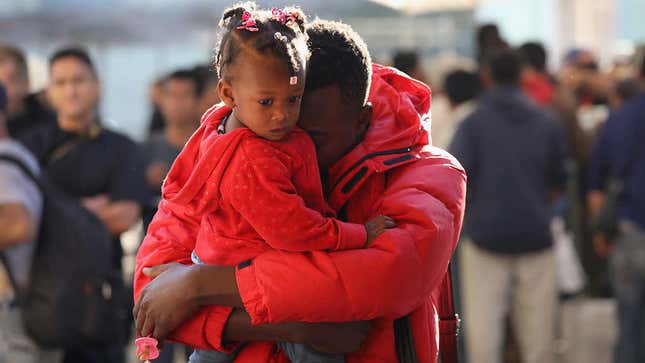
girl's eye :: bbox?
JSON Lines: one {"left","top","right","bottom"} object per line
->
{"left": 259, "top": 99, "right": 273, "bottom": 106}
{"left": 288, "top": 96, "right": 301, "bottom": 103}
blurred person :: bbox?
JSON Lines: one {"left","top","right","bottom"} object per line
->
{"left": 476, "top": 24, "right": 508, "bottom": 69}
{"left": 609, "top": 78, "right": 641, "bottom": 109}
{"left": 519, "top": 42, "right": 555, "bottom": 106}
{"left": 392, "top": 49, "right": 427, "bottom": 83}
{"left": 588, "top": 56, "right": 645, "bottom": 363}
{"left": 432, "top": 70, "right": 482, "bottom": 148}
{"left": 142, "top": 69, "right": 202, "bottom": 229}
{"left": 0, "top": 84, "right": 63, "bottom": 363}
{"left": 148, "top": 77, "right": 167, "bottom": 135}
{"left": 193, "top": 64, "right": 221, "bottom": 115}
{"left": 20, "top": 47, "right": 147, "bottom": 363}
{"left": 450, "top": 49, "right": 567, "bottom": 363}
{"left": 0, "top": 44, "right": 55, "bottom": 139}
{"left": 558, "top": 49, "right": 611, "bottom": 107}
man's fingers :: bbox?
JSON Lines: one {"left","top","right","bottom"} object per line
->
{"left": 140, "top": 313, "right": 155, "bottom": 338}
{"left": 383, "top": 217, "right": 396, "bottom": 229}
{"left": 135, "top": 304, "right": 145, "bottom": 335}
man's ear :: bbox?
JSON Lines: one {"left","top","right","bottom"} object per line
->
{"left": 357, "top": 102, "right": 372, "bottom": 136}
{"left": 217, "top": 79, "right": 235, "bottom": 108}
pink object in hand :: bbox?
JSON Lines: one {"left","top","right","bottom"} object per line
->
{"left": 135, "top": 337, "right": 160, "bottom": 361}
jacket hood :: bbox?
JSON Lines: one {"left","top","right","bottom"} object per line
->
{"left": 161, "top": 104, "right": 247, "bottom": 215}
{"left": 326, "top": 64, "right": 432, "bottom": 208}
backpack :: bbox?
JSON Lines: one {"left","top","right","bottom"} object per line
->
{"left": 0, "top": 154, "right": 126, "bottom": 349}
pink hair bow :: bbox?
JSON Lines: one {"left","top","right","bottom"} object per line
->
{"left": 271, "top": 7, "right": 302, "bottom": 27}
{"left": 236, "top": 10, "right": 259, "bottom": 32}
{"left": 271, "top": 7, "right": 287, "bottom": 24}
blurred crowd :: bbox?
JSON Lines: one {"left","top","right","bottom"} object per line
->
{"left": 0, "top": 19, "right": 644, "bottom": 363}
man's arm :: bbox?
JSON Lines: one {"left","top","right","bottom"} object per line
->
{"left": 235, "top": 150, "right": 466, "bottom": 324}
{"left": 0, "top": 203, "right": 37, "bottom": 248}
{"left": 83, "top": 196, "right": 141, "bottom": 235}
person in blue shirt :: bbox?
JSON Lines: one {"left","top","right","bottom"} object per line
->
{"left": 588, "top": 55, "right": 645, "bottom": 363}
{"left": 450, "top": 48, "right": 567, "bottom": 363}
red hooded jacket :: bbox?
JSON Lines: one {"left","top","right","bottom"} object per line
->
{"left": 165, "top": 104, "right": 366, "bottom": 267}
{"left": 134, "top": 64, "right": 466, "bottom": 362}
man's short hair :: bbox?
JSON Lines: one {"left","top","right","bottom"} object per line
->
{"left": 519, "top": 42, "right": 547, "bottom": 73}
{"left": 486, "top": 49, "right": 523, "bottom": 86}
{"left": 49, "top": 47, "right": 97, "bottom": 77}
{"left": 0, "top": 44, "right": 29, "bottom": 81}
{"left": 305, "top": 19, "right": 372, "bottom": 108}
{"left": 164, "top": 69, "right": 205, "bottom": 97}
{"left": 444, "top": 70, "right": 482, "bottom": 105}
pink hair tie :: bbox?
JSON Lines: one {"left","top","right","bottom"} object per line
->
{"left": 236, "top": 10, "right": 259, "bottom": 32}
{"left": 271, "top": 7, "right": 287, "bottom": 24}
{"left": 135, "top": 337, "right": 160, "bottom": 362}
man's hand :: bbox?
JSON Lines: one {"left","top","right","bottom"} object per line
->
{"left": 133, "top": 263, "right": 201, "bottom": 341}
{"left": 593, "top": 233, "right": 614, "bottom": 258}
{"left": 81, "top": 194, "right": 110, "bottom": 215}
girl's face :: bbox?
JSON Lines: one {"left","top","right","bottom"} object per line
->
{"left": 219, "top": 50, "right": 306, "bottom": 141}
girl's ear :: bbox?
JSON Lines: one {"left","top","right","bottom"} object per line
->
{"left": 217, "top": 79, "right": 235, "bottom": 108}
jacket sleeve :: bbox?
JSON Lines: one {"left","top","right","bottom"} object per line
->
{"left": 133, "top": 199, "right": 236, "bottom": 352}
{"left": 235, "top": 150, "right": 467, "bottom": 324}
{"left": 222, "top": 143, "right": 366, "bottom": 252}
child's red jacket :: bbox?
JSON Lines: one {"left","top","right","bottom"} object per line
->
{"left": 167, "top": 104, "right": 367, "bottom": 266}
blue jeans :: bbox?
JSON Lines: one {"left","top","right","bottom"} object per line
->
{"left": 189, "top": 342, "right": 344, "bottom": 363}
{"left": 610, "top": 221, "right": 645, "bottom": 363}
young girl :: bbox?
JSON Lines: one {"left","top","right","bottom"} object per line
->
{"left": 137, "top": 3, "right": 393, "bottom": 363}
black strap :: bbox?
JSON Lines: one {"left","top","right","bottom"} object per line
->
{"left": 0, "top": 154, "right": 43, "bottom": 191}
{"left": 394, "top": 315, "right": 418, "bottom": 363}
{"left": 0, "top": 154, "right": 43, "bottom": 303}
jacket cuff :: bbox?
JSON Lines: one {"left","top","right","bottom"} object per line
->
{"left": 235, "top": 261, "right": 270, "bottom": 325}
{"left": 336, "top": 221, "right": 368, "bottom": 250}
{"left": 204, "top": 306, "right": 239, "bottom": 353}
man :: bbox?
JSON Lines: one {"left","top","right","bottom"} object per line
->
{"left": 133, "top": 20, "right": 466, "bottom": 363}
{"left": 432, "top": 70, "right": 482, "bottom": 149}
{"left": 449, "top": 49, "right": 567, "bottom": 363}
{"left": 392, "top": 49, "right": 428, "bottom": 84}
{"left": 193, "top": 64, "right": 221, "bottom": 116}
{"left": 0, "top": 44, "right": 55, "bottom": 138}
{"left": 0, "top": 84, "right": 62, "bottom": 362}
{"left": 518, "top": 42, "right": 555, "bottom": 106}
{"left": 588, "top": 56, "right": 645, "bottom": 363}
{"left": 20, "top": 47, "right": 147, "bottom": 363}
{"left": 143, "top": 69, "right": 203, "bottom": 230}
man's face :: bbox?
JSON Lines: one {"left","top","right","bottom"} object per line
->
{"left": 48, "top": 57, "right": 99, "bottom": 121}
{"left": 299, "top": 86, "right": 364, "bottom": 171}
{"left": 160, "top": 78, "right": 200, "bottom": 127}
{"left": 0, "top": 59, "right": 29, "bottom": 117}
